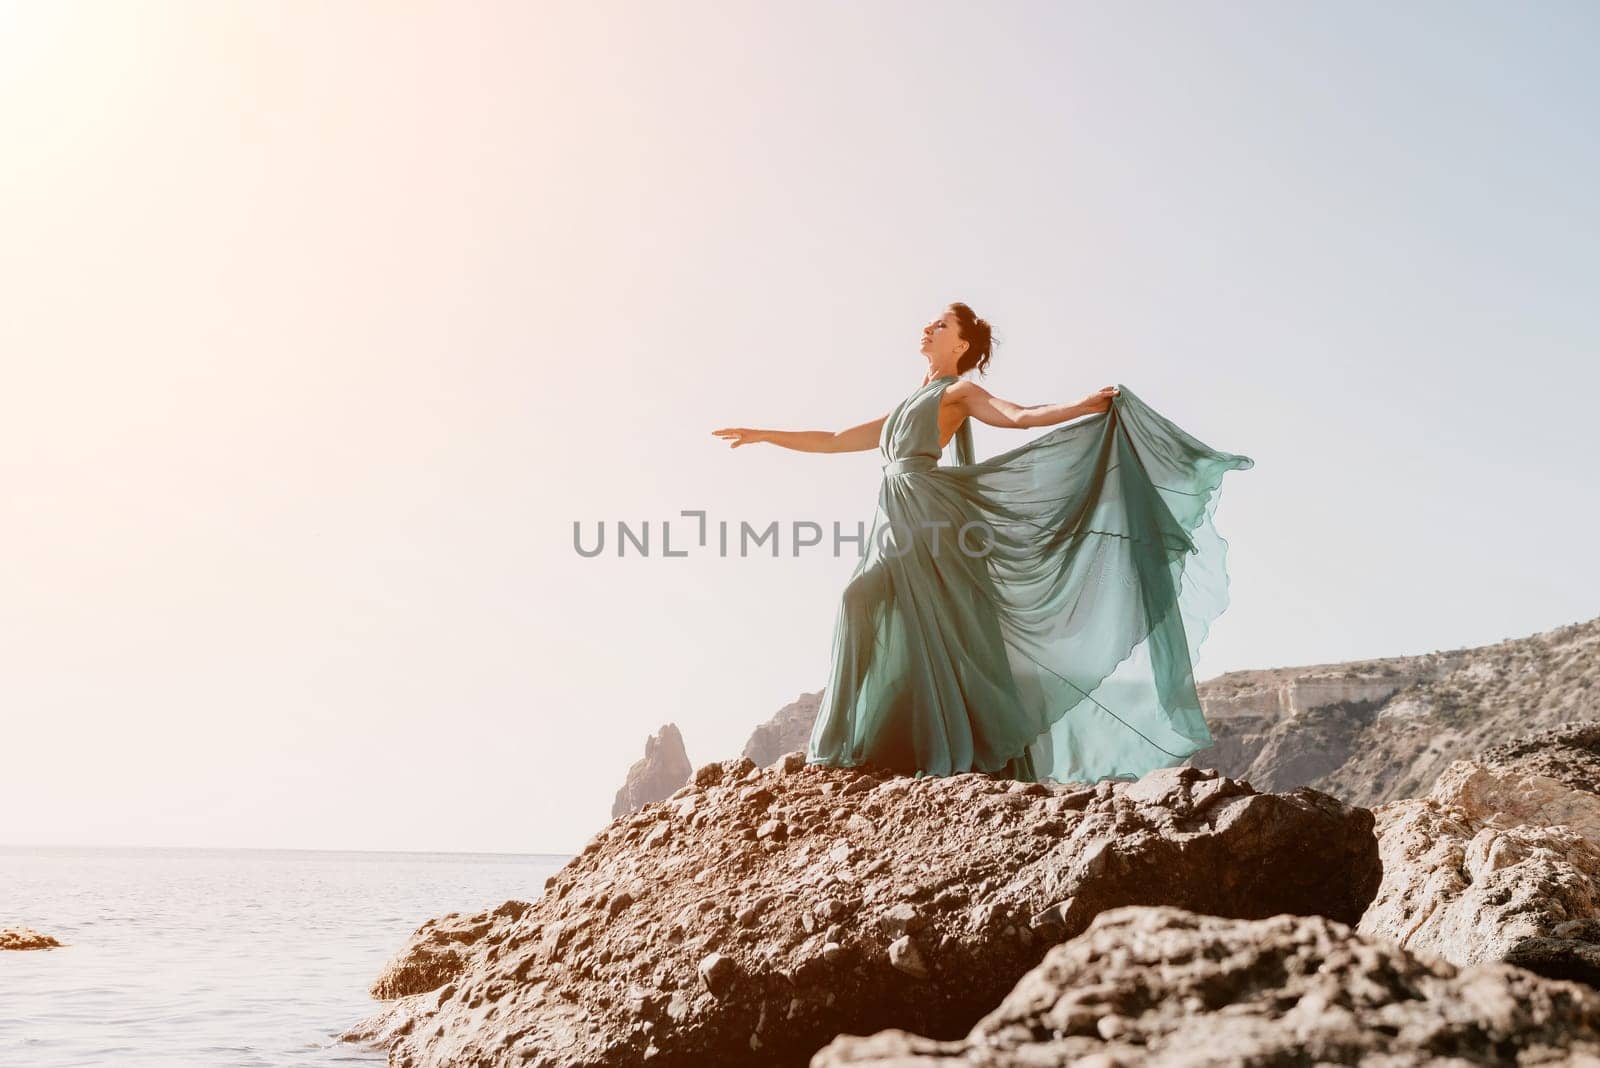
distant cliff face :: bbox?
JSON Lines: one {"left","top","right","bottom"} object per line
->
{"left": 610, "top": 694, "right": 822, "bottom": 821}
{"left": 742, "top": 690, "right": 822, "bottom": 767}
{"left": 1193, "top": 616, "right": 1600, "bottom": 805}
{"left": 611, "top": 724, "right": 693, "bottom": 818}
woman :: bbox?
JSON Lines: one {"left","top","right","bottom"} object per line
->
{"left": 712, "top": 302, "right": 1253, "bottom": 785}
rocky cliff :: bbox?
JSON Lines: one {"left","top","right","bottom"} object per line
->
{"left": 355, "top": 717, "right": 1600, "bottom": 1066}
{"left": 351, "top": 757, "right": 1379, "bottom": 1067}
{"left": 1193, "top": 615, "right": 1600, "bottom": 805}
{"left": 611, "top": 723, "right": 693, "bottom": 819}
{"left": 384, "top": 614, "right": 1600, "bottom": 1066}
{"left": 742, "top": 690, "right": 821, "bottom": 768}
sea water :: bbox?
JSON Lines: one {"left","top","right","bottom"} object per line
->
{"left": 0, "top": 846, "right": 567, "bottom": 1067}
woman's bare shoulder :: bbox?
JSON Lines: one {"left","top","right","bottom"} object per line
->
{"left": 945, "top": 378, "right": 990, "bottom": 411}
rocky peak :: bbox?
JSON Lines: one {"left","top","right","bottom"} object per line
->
{"left": 610, "top": 723, "right": 693, "bottom": 818}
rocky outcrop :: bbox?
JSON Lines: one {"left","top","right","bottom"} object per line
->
{"left": 0, "top": 927, "right": 61, "bottom": 951}
{"left": 813, "top": 906, "right": 1600, "bottom": 1066}
{"left": 1358, "top": 721, "right": 1600, "bottom": 987}
{"left": 1194, "top": 615, "right": 1600, "bottom": 805}
{"left": 369, "top": 901, "right": 531, "bottom": 999}
{"left": 1478, "top": 722, "right": 1600, "bottom": 824}
{"left": 742, "top": 690, "right": 821, "bottom": 767}
{"left": 611, "top": 723, "right": 693, "bottom": 818}
{"left": 354, "top": 757, "right": 1380, "bottom": 1068}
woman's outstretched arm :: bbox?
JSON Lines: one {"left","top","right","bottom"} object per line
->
{"left": 950, "top": 381, "right": 1118, "bottom": 429}
{"left": 712, "top": 413, "right": 887, "bottom": 453}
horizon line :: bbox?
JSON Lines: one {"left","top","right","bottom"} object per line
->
{"left": 0, "top": 842, "right": 576, "bottom": 860}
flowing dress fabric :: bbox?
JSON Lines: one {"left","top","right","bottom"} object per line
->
{"left": 805, "top": 377, "right": 1254, "bottom": 784}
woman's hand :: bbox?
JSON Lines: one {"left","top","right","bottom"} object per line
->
{"left": 1078, "top": 386, "right": 1120, "bottom": 414}
{"left": 712, "top": 427, "right": 768, "bottom": 448}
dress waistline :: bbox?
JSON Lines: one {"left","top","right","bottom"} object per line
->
{"left": 882, "top": 456, "right": 937, "bottom": 476}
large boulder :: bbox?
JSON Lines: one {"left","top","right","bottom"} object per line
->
{"left": 351, "top": 758, "right": 1380, "bottom": 1068}
{"left": 813, "top": 906, "right": 1600, "bottom": 1066}
{"left": 611, "top": 723, "right": 693, "bottom": 818}
{"left": 1358, "top": 721, "right": 1600, "bottom": 986}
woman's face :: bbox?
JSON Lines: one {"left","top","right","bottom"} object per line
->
{"left": 919, "top": 308, "right": 968, "bottom": 365}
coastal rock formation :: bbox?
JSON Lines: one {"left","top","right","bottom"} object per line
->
{"left": 813, "top": 906, "right": 1600, "bottom": 1066}
{"left": 1193, "top": 615, "right": 1600, "bottom": 805}
{"left": 1358, "top": 721, "right": 1600, "bottom": 986}
{"left": 611, "top": 723, "right": 693, "bottom": 818}
{"left": 0, "top": 927, "right": 61, "bottom": 951}
{"left": 370, "top": 901, "right": 532, "bottom": 999}
{"left": 355, "top": 757, "right": 1379, "bottom": 1068}
{"left": 742, "top": 690, "right": 822, "bottom": 767}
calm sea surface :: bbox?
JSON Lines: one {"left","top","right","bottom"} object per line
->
{"left": 0, "top": 846, "right": 568, "bottom": 1067}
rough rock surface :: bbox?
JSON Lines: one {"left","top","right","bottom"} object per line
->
{"left": 813, "top": 906, "right": 1600, "bottom": 1066}
{"left": 1193, "top": 615, "right": 1600, "bottom": 806}
{"left": 370, "top": 901, "right": 532, "bottom": 999}
{"left": 1358, "top": 722, "right": 1600, "bottom": 986}
{"left": 0, "top": 927, "right": 62, "bottom": 951}
{"left": 742, "top": 690, "right": 822, "bottom": 767}
{"left": 353, "top": 757, "right": 1379, "bottom": 1068}
{"left": 1478, "top": 721, "right": 1600, "bottom": 810}
{"left": 611, "top": 723, "right": 693, "bottom": 818}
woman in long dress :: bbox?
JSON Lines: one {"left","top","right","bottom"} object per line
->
{"left": 712, "top": 302, "right": 1253, "bottom": 785}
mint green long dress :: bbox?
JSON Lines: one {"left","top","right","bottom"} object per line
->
{"left": 805, "top": 375, "right": 1254, "bottom": 784}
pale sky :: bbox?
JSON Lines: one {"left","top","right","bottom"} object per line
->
{"left": 3, "top": 1, "right": 1596, "bottom": 854}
